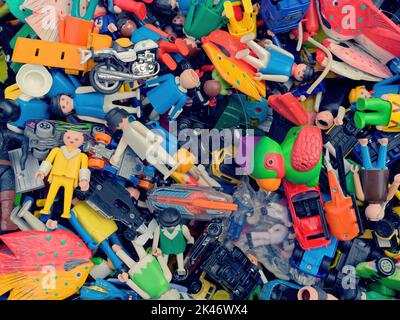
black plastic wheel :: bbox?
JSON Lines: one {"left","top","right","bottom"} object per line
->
{"left": 123, "top": 228, "right": 137, "bottom": 241}
{"left": 376, "top": 257, "right": 396, "bottom": 277}
{"left": 207, "top": 222, "right": 222, "bottom": 237}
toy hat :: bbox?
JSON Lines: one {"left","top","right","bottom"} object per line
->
{"left": 16, "top": 64, "right": 53, "bottom": 98}
{"left": 158, "top": 208, "right": 181, "bottom": 227}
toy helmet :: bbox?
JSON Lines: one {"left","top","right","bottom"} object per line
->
{"left": 158, "top": 208, "right": 181, "bottom": 227}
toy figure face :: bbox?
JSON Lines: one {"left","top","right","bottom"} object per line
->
{"left": 359, "top": 88, "right": 372, "bottom": 99}
{"left": 116, "top": 117, "right": 129, "bottom": 130}
{"left": 63, "top": 130, "right": 84, "bottom": 148}
{"left": 180, "top": 69, "right": 200, "bottom": 89}
{"left": 294, "top": 63, "right": 308, "bottom": 81}
{"left": 173, "top": 13, "right": 185, "bottom": 25}
{"left": 60, "top": 95, "right": 74, "bottom": 114}
{"left": 120, "top": 20, "right": 137, "bottom": 38}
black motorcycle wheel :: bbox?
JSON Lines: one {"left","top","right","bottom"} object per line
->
{"left": 90, "top": 62, "right": 123, "bottom": 94}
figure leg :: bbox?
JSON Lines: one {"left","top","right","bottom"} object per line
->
{"left": 376, "top": 144, "right": 388, "bottom": 170}
{"left": 40, "top": 177, "right": 62, "bottom": 215}
{"left": 360, "top": 145, "right": 373, "bottom": 170}
{"left": 163, "top": 254, "right": 169, "bottom": 265}
{"left": 176, "top": 253, "right": 185, "bottom": 274}
{"left": 61, "top": 178, "right": 75, "bottom": 219}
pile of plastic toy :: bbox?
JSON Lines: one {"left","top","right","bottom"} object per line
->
{"left": 0, "top": 0, "right": 400, "bottom": 301}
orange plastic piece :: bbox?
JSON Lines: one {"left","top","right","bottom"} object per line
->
{"left": 12, "top": 33, "right": 112, "bottom": 75}
{"left": 59, "top": 16, "right": 95, "bottom": 46}
{"left": 267, "top": 93, "right": 309, "bottom": 126}
{"left": 88, "top": 158, "right": 105, "bottom": 169}
{"left": 138, "top": 180, "right": 154, "bottom": 190}
{"left": 95, "top": 133, "right": 112, "bottom": 144}
{"left": 324, "top": 170, "right": 360, "bottom": 241}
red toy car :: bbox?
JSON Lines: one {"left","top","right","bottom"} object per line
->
{"left": 283, "top": 180, "right": 331, "bottom": 250}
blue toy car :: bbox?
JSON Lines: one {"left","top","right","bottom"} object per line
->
{"left": 260, "top": 280, "right": 301, "bottom": 300}
{"left": 259, "top": 0, "right": 311, "bottom": 34}
{"left": 290, "top": 237, "right": 339, "bottom": 279}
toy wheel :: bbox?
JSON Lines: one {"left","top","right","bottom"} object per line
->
{"left": 95, "top": 132, "right": 111, "bottom": 144}
{"left": 90, "top": 62, "right": 123, "bottom": 94}
{"left": 123, "top": 228, "right": 137, "bottom": 241}
{"left": 376, "top": 257, "right": 396, "bottom": 277}
{"left": 319, "top": 256, "right": 333, "bottom": 274}
{"left": 88, "top": 158, "right": 105, "bottom": 169}
{"left": 291, "top": 246, "right": 304, "bottom": 265}
{"left": 35, "top": 121, "right": 54, "bottom": 139}
{"left": 207, "top": 222, "right": 222, "bottom": 237}
{"left": 324, "top": 269, "right": 338, "bottom": 287}
{"left": 188, "top": 280, "right": 202, "bottom": 294}
{"left": 375, "top": 220, "right": 394, "bottom": 239}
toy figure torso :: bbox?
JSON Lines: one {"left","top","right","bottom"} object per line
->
{"left": 9, "top": 98, "right": 50, "bottom": 129}
{"left": 130, "top": 255, "right": 170, "bottom": 299}
{"left": 146, "top": 76, "right": 187, "bottom": 114}
{"left": 159, "top": 225, "right": 186, "bottom": 255}
{"left": 259, "top": 48, "right": 293, "bottom": 78}
{"left": 361, "top": 169, "right": 389, "bottom": 203}
{"left": 74, "top": 92, "right": 106, "bottom": 120}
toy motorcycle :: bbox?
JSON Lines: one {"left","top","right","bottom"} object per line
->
{"left": 80, "top": 38, "right": 160, "bottom": 94}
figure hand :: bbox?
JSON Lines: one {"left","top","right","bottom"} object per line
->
{"left": 79, "top": 180, "right": 89, "bottom": 191}
{"left": 112, "top": 244, "right": 121, "bottom": 252}
{"left": 113, "top": 5, "right": 122, "bottom": 14}
{"left": 334, "top": 117, "right": 343, "bottom": 126}
{"left": 108, "top": 23, "right": 118, "bottom": 33}
{"left": 46, "top": 219, "right": 58, "bottom": 230}
{"left": 358, "top": 138, "right": 369, "bottom": 147}
{"left": 153, "top": 248, "right": 162, "bottom": 257}
{"left": 118, "top": 272, "right": 129, "bottom": 283}
{"left": 381, "top": 94, "right": 389, "bottom": 101}
{"left": 110, "top": 156, "right": 121, "bottom": 167}
{"left": 350, "top": 165, "right": 359, "bottom": 174}
{"left": 394, "top": 174, "right": 400, "bottom": 184}
{"left": 35, "top": 171, "right": 45, "bottom": 180}
{"left": 254, "top": 72, "right": 265, "bottom": 81}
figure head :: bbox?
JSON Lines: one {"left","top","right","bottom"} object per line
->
{"left": 203, "top": 80, "right": 221, "bottom": 97}
{"left": 293, "top": 63, "right": 314, "bottom": 82}
{"left": 63, "top": 130, "right": 84, "bottom": 148}
{"left": 172, "top": 12, "right": 185, "bottom": 26}
{"left": 105, "top": 108, "right": 129, "bottom": 132}
{"left": 179, "top": 69, "right": 200, "bottom": 89}
{"left": 349, "top": 86, "right": 372, "bottom": 104}
{"left": 0, "top": 99, "right": 21, "bottom": 123}
{"left": 315, "top": 110, "right": 334, "bottom": 130}
{"left": 117, "top": 18, "right": 137, "bottom": 38}
{"left": 50, "top": 94, "right": 74, "bottom": 117}
{"left": 158, "top": 208, "right": 181, "bottom": 228}
{"left": 365, "top": 203, "right": 384, "bottom": 221}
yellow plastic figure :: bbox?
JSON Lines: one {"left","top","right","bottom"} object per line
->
{"left": 224, "top": 0, "right": 258, "bottom": 39}
{"left": 35, "top": 130, "right": 91, "bottom": 218}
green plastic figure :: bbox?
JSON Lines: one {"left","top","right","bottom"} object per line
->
{"left": 113, "top": 243, "right": 180, "bottom": 300}
{"left": 184, "top": 0, "right": 229, "bottom": 40}
{"left": 152, "top": 208, "right": 194, "bottom": 276}
{"left": 251, "top": 126, "right": 323, "bottom": 191}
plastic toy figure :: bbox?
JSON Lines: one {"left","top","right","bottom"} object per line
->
{"left": 183, "top": 0, "right": 228, "bottom": 40}
{"left": 351, "top": 138, "right": 400, "bottom": 221}
{"left": 354, "top": 95, "right": 400, "bottom": 132}
{"left": 112, "top": 243, "right": 180, "bottom": 300}
{"left": 105, "top": 108, "right": 180, "bottom": 179}
{"left": 142, "top": 69, "right": 200, "bottom": 120}
{"left": 49, "top": 87, "right": 141, "bottom": 124}
{"left": 94, "top": 11, "right": 118, "bottom": 39}
{"left": 0, "top": 101, "right": 29, "bottom": 231}
{"left": 235, "top": 33, "right": 314, "bottom": 83}
{"left": 131, "top": 24, "right": 189, "bottom": 71}
{"left": 152, "top": 208, "right": 194, "bottom": 276}
{"left": 251, "top": 125, "right": 323, "bottom": 191}
{"left": 35, "top": 130, "right": 91, "bottom": 219}
{"left": 349, "top": 76, "right": 400, "bottom": 103}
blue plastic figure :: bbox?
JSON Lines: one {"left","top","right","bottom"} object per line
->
{"left": 142, "top": 69, "right": 200, "bottom": 120}
{"left": 358, "top": 138, "right": 388, "bottom": 170}
{"left": 7, "top": 98, "right": 50, "bottom": 130}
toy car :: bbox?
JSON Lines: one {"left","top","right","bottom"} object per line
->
{"left": 324, "top": 238, "right": 371, "bottom": 300}
{"left": 24, "top": 120, "right": 106, "bottom": 160}
{"left": 75, "top": 171, "right": 147, "bottom": 241}
{"left": 283, "top": 180, "right": 331, "bottom": 250}
{"left": 260, "top": 280, "right": 301, "bottom": 300}
{"left": 290, "top": 236, "right": 338, "bottom": 279}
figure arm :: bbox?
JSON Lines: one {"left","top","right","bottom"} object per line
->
{"left": 110, "top": 137, "right": 128, "bottom": 166}
{"left": 387, "top": 174, "right": 400, "bottom": 201}
{"left": 75, "top": 86, "right": 97, "bottom": 94}
{"left": 182, "top": 225, "right": 194, "bottom": 244}
{"left": 255, "top": 73, "right": 289, "bottom": 82}
{"left": 37, "top": 148, "right": 59, "bottom": 177}
{"left": 168, "top": 95, "right": 187, "bottom": 120}
{"left": 374, "top": 75, "right": 400, "bottom": 87}
{"left": 152, "top": 225, "right": 160, "bottom": 252}
{"left": 145, "top": 74, "right": 174, "bottom": 87}
{"left": 69, "top": 210, "right": 98, "bottom": 250}
{"left": 352, "top": 170, "right": 365, "bottom": 202}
